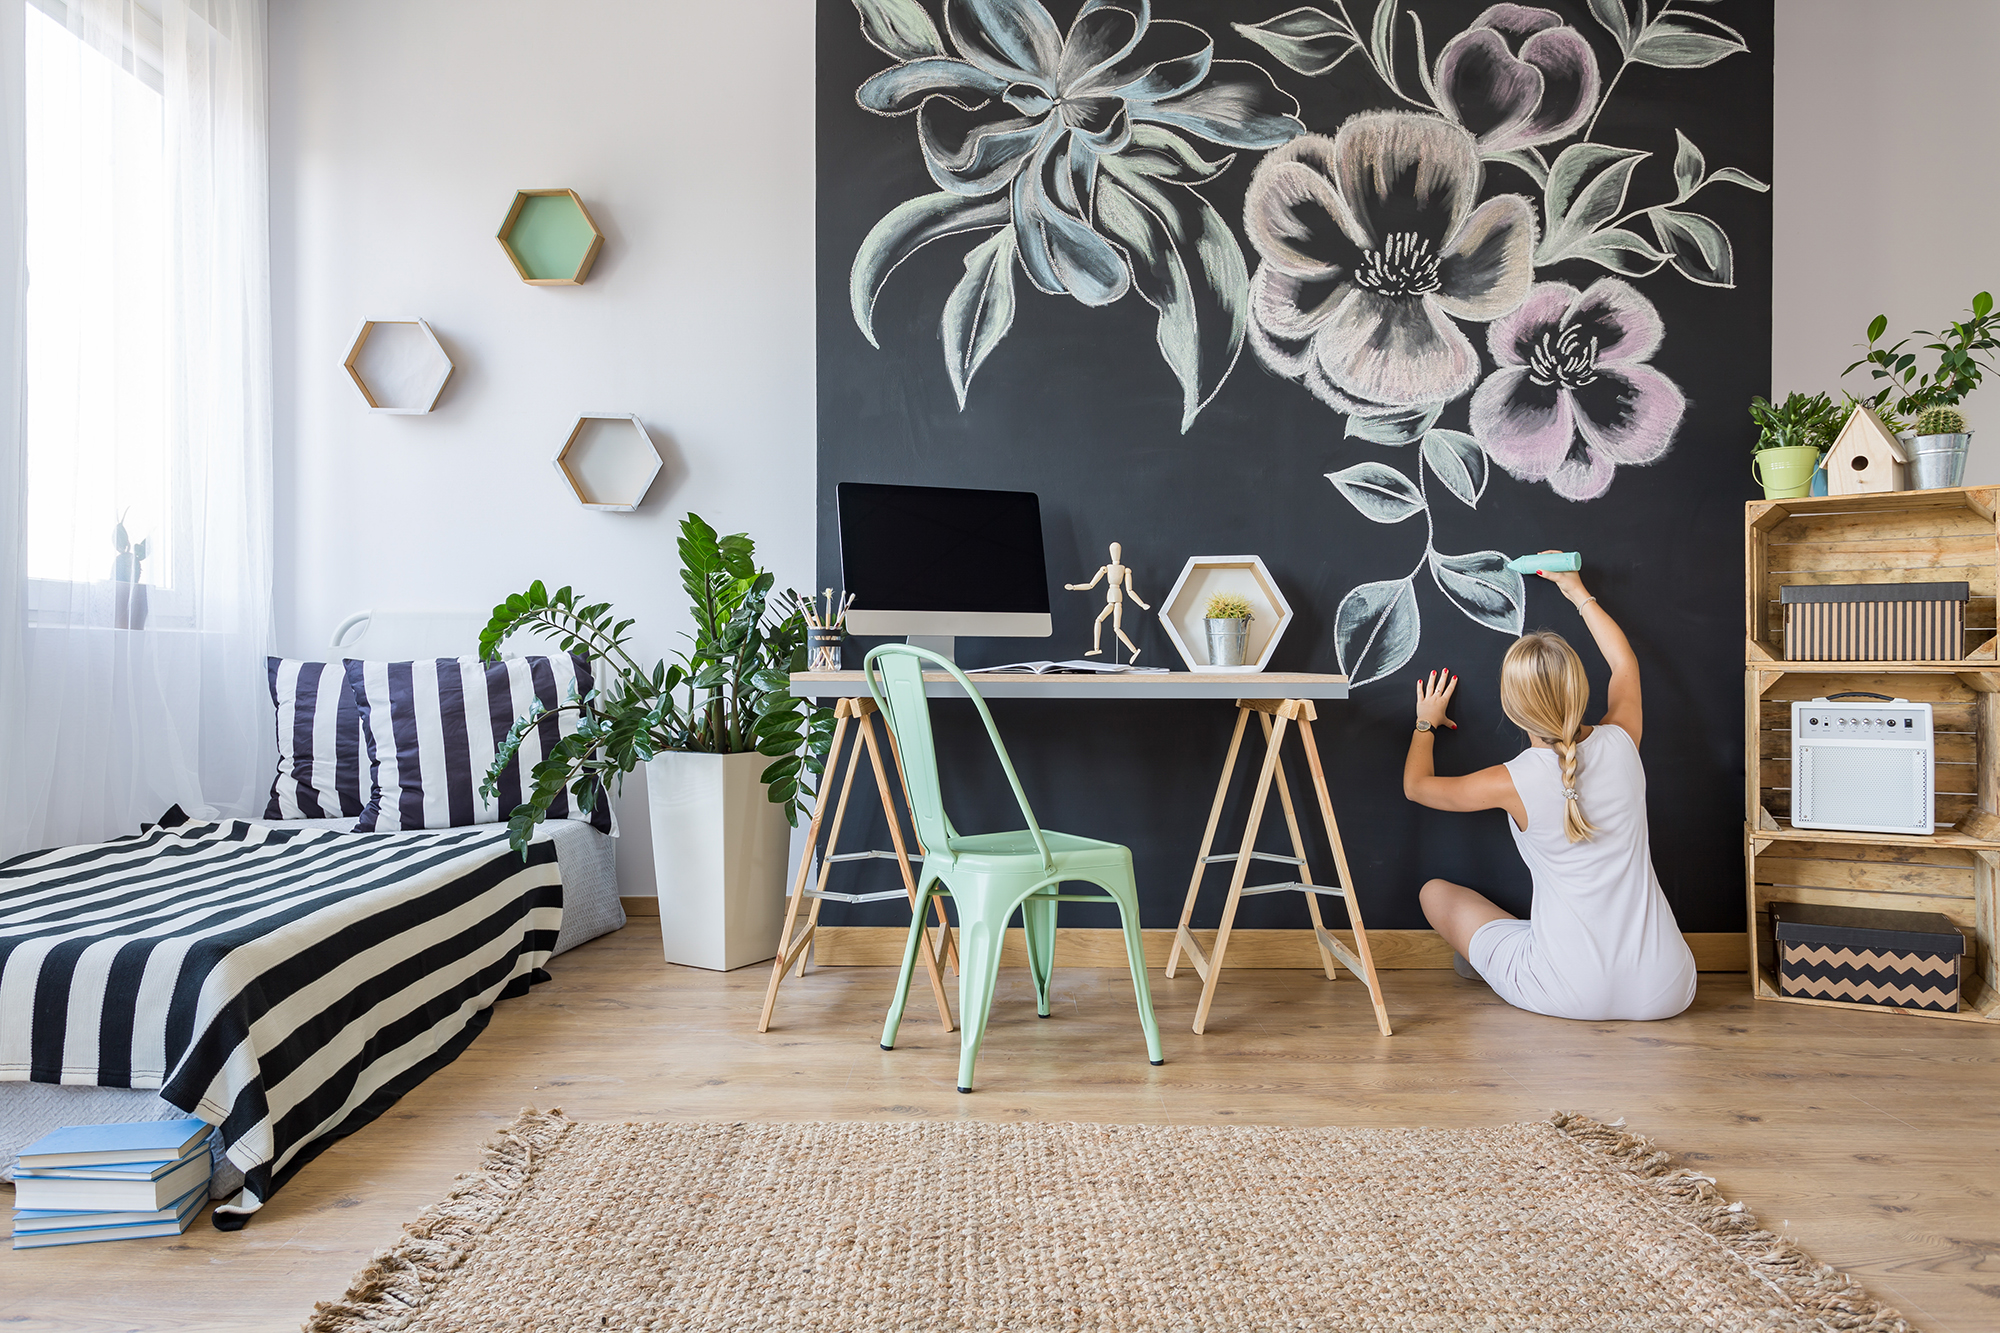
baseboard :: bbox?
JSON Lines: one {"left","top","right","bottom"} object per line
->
{"left": 614, "top": 905, "right": 1748, "bottom": 973}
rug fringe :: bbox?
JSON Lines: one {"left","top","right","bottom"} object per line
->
{"left": 300, "top": 1107, "right": 572, "bottom": 1333}
{"left": 1548, "top": 1111, "right": 1910, "bottom": 1333}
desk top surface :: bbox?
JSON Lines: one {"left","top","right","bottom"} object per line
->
{"left": 789, "top": 670, "right": 1350, "bottom": 701}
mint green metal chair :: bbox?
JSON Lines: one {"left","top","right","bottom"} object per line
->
{"left": 865, "top": 644, "right": 1163, "bottom": 1093}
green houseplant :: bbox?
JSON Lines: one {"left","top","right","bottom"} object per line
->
{"left": 1748, "top": 392, "right": 1843, "bottom": 499}
{"left": 478, "top": 515, "right": 834, "bottom": 970}
{"left": 1845, "top": 293, "right": 1995, "bottom": 487}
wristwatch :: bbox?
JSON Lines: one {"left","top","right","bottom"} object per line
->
{"left": 1414, "top": 719, "right": 1436, "bottom": 733}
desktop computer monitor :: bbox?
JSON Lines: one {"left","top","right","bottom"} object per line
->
{"left": 837, "top": 482, "right": 1051, "bottom": 661}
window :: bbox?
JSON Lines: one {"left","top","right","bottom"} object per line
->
{"left": 23, "top": 0, "right": 171, "bottom": 596}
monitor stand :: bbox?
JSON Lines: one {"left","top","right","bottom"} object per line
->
{"left": 906, "top": 635, "right": 954, "bottom": 662}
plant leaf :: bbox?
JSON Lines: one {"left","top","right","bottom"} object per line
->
{"left": 1334, "top": 577, "right": 1420, "bottom": 687}
{"left": 1586, "top": 0, "right": 1633, "bottom": 52}
{"left": 1561, "top": 227, "right": 1669, "bottom": 277}
{"left": 1538, "top": 144, "right": 1650, "bottom": 264}
{"left": 1343, "top": 402, "right": 1441, "bottom": 445}
{"left": 1671, "top": 129, "right": 1704, "bottom": 202}
{"left": 1094, "top": 165, "right": 1249, "bottom": 432}
{"left": 1705, "top": 166, "right": 1769, "bottom": 193}
{"left": 850, "top": 0, "right": 945, "bottom": 61}
{"left": 1648, "top": 208, "right": 1734, "bottom": 287}
{"left": 1369, "top": 0, "right": 1398, "bottom": 92}
{"left": 1421, "top": 429, "right": 1487, "bottom": 508}
{"left": 851, "top": 192, "right": 1010, "bottom": 346}
{"left": 1116, "top": 124, "right": 1235, "bottom": 185}
{"left": 1428, "top": 550, "right": 1525, "bottom": 636}
{"left": 941, "top": 229, "right": 1018, "bottom": 409}
{"left": 1231, "top": 7, "right": 1360, "bottom": 76}
{"left": 1326, "top": 462, "right": 1425, "bottom": 523}
{"left": 1630, "top": 12, "right": 1748, "bottom": 68}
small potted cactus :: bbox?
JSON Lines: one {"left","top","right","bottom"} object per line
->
{"left": 112, "top": 513, "right": 149, "bottom": 631}
{"left": 1909, "top": 405, "right": 1973, "bottom": 489}
{"left": 1202, "top": 591, "right": 1254, "bottom": 667}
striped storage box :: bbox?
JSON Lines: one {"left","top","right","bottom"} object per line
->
{"left": 1770, "top": 901, "right": 1965, "bottom": 1012}
{"left": 1780, "top": 581, "right": 1967, "bottom": 661}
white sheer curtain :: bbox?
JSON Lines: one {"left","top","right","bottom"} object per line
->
{"left": 0, "top": 0, "right": 270, "bottom": 857}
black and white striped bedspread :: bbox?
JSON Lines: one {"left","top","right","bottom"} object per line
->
{"left": 0, "top": 819, "right": 560, "bottom": 1227}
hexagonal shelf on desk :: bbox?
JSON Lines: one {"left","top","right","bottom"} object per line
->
{"left": 497, "top": 189, "right": 604, "bottom": 285}
{"left": 1159, "top": 555, "right": 1294, "bottom": 673}
{"left": 342, "top": 318, "right": 453, "bottom": 414}
{"left": 554, "top": 414, "right": 662, "bottom": 512}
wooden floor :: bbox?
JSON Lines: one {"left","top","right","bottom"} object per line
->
{"left": 4, "top": 919, "right": 1998, "bottom": 1333}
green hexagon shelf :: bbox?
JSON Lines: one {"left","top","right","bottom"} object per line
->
{"left": 497, "top": 189, "right": 604, "bottom": 285}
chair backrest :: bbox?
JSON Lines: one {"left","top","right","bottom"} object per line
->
{"left": 863, "top": 645, "right": 1053, "bottom": 870}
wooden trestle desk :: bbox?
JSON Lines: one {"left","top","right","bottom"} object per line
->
{"left": 759, "top": 671, "right": 1393, "bottom": 1038}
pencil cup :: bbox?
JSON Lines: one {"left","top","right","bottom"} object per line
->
{"left": 807, "top": 627, "right": 842, "bottom": 673}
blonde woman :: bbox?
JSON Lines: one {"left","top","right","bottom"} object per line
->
{"left": 1402, "top": 560, "right": 1696, "bottom": 1022}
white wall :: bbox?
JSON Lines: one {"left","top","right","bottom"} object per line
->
{"left": 269, "top": 0, "right": 817, "bottom": 895}
{"left": 1774, "top": 0, "right": 2000, "bottom": 483}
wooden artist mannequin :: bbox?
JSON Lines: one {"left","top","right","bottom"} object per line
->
{"left": 1066, "top": 542, "right": 1150, "bottom": 663}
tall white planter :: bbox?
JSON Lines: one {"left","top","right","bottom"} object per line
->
{"left": 646, "top": 750, "right": 789, "bottom": 971}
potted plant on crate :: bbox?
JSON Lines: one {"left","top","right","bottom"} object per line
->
{"left": 1845, "top": 292, "right": 2000, "bottom": 488}
{"left": 479, "top": 514, "right": 833, "bottom": 971}
{"left": 1749, "top": 392, "right": 1843, "bottom": 498}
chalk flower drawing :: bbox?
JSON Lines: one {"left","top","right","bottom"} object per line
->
{"left": 1470, "top": 278, "right": 1684, "bottom": 500}
{"left": 1229, "top": 0, "right": 1768, "bottom": 684}
{"left": 847, "top": 0, "right": 1306, "bottom": 429}
{"left": 1243, "top": 113, "right": 1535, "bottom": 415}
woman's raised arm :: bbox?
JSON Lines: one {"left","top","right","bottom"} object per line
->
{"left": 1536, "top": 557, "right": 1641, "bottom": 745}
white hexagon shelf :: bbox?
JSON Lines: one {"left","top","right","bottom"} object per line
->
{"left": 1159, "top": 555, "right": 1294, "bottom": 673}
{"left": 343, "top": 318, "right": 452, "bottom": 413}
{"left": 554, "top": 413, "right": 662, "bottom": 512}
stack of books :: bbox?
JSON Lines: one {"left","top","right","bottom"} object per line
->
{"left": 11, "top": 1118, "right": 214, "bottom": 1248}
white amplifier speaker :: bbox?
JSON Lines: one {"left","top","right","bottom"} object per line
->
{"left": 1791, "top": 693, "right": 1934, "bottom": 836}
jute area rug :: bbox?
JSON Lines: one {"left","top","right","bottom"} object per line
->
{"left": 306, "top": 1111, "right": 1908, "bottom": 1333}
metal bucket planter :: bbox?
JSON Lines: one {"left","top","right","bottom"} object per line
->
{"left": 1204, "top": 617, "right": 1250, "bottom": 667}
{"left": 1753, "top": 445, "right": 1821, "bottom": 499}
{"left": 1909, "top": 432, "right": 1973, "bottom": 490}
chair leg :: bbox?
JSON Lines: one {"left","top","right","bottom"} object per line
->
{"left": 1104, "top": 875, "right": 1164, "bottom": 1067}
{"left": 953, "top": 913, "right": 1009, "bottom": 1094}
{"left": 879, "top": 876, "right": 936, "bottom": 1051}
{"left": 1019, "top": 891, "right": 1058, "bottom": 1018}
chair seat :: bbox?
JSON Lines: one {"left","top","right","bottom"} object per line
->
{"left": 940, "top": 829, "right": 1129, "bottom": 876}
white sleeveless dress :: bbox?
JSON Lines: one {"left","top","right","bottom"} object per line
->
{"left": 1466, "top": 724, "right": 1695, "bottom": 1021}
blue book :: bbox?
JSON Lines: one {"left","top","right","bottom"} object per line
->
{"left": 11, "top": 1184, "right": 204, "bottom": 1248}
{"left": 14, "top": 1117, "right": 211, "bottom": 1170}
{"left": 13, "top": 1181, "right": 208, "bottom": 1234}
{"left": 14, "top": 1140, "right": 209, "bottom": 1181}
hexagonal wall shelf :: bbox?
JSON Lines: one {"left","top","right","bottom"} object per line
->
{"left": 1159, "top": 555, "right": 1294, "bottom": 673}
{"left": 343, "top": 318, "right": 452, "bottom": 413}
{"left": 554, "top": 414, "right": 662, "bottom": 512}
{"left": 498, "top": 189, "right": 604, "bottom": 285}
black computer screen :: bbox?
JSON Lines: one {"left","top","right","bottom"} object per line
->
{"left": 836, "top": 483, "right": 1050, "bottom": 614}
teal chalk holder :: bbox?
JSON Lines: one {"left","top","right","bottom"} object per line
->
{"left": 1503, "top": 552, "right": 1583, "bottom": 574}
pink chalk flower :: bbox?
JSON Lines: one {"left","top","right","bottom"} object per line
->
{"left": 1434, "top": 4, "right": 1600, "bottom": 153}
{"left": 1469, "top": 279, "right": 1686, "bottom": 501}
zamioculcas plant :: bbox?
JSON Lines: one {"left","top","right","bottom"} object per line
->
{"left": 477, "top": 514, "right": 835, "bottom": 853}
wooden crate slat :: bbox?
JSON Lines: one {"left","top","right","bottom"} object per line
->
{"left": 1752, "top": 852, "right": 1974, "bottom": 897}
{"left": 1769, "top": 509, "right": 1997, "bottom": 544}
{"left": 1752, "top": 837, "right": 1980, "bottom": 868}
{"left": 1766, "top": 535, "right": 1997, "bottom": 572}
{"left": 1758, "top": 729, "right": 1976, "bottom": 763}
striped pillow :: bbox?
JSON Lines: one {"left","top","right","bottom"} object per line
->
{"left": 345, "top": 656, "right": 612, "bottom": 834}
{"left": 265, "top": 658, "right": 366, "bottom": 820}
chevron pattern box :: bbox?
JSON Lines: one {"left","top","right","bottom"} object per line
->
{"left": 1771, "top": 901, "right": 1966, "bottom": 1012}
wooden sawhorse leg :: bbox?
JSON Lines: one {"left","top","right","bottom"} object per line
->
{"left": 1164, "top": 697, "right": 1393, "bottom": 1037}
{"left": 758, "top": 696, "right": 956, "bottom": 1034}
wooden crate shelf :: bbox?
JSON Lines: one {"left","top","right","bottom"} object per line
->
{"left": 1745, "top": 488, "right": 2000, "bottom": 1024}
{"left": 1746, "top": 487, "right": 2000, "bottom": 664}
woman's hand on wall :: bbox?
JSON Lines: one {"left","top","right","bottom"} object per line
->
{"left": 1416, "top": 669, "right": 1458, "bottom": 729}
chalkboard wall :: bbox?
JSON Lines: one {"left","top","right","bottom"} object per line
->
{"left": 815, "top": 0, "right": 1773, "bottom": 933}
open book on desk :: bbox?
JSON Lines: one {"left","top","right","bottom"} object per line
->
{"left": 969, "top": 660, "right": 1170, "bottom": 675}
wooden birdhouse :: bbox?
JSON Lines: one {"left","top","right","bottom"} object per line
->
{"left": 1824, "top": 403, "right": 1907, "bottom": 495}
